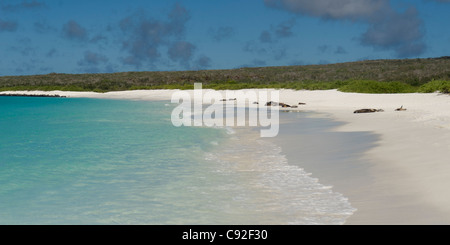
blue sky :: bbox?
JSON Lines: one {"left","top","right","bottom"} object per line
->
{"left": 0, "top": 0, "right": 449, "bottom": 76}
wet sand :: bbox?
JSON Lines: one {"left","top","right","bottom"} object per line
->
{"left": 270, "top": 111, "right": 450, "bottom": 224}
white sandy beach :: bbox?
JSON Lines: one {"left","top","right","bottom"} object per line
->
{"left": 3, "top": 89, "right": 450, "bottom": 224}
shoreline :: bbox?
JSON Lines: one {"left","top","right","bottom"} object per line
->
{"left": 3, "top": 89, "right": 450, "bottom": 224}
{"left": 269, "top": 110, "right": 450, "bottom": 224}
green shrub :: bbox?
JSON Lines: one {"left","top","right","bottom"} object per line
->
{"left": 338, "top": 80, "right": 416, "bottom": 93}
{"left": 418, "top": 80, "right": 450, "bottom": 93}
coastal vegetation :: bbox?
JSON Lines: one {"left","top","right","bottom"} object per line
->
{"left": 1, "top": 57, "right": 449, "bottom": 94}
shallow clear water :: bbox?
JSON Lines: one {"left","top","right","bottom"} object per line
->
{"left": 0, "top": 97, "right": 355, "bottom": 224}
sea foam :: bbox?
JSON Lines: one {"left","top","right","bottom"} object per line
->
{"left": 203, "top": 128, "right": 356, "bottom": 225}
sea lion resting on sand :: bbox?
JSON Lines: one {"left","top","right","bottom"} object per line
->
{"left": 395, "top": 105, "right": 407, "bottom": 111}
{"left": 265, "top": 101, "right": 296, "bottom": 108}
{"left": 354, "top": 109, "right": 384, "bottom": 113}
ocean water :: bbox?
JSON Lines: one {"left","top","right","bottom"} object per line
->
{"left": 0, "top": 97, "right": 355, "bottom": 224}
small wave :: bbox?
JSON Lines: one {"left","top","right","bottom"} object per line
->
{"left": 225, "top": 127, "right": 236, "bottom": 135}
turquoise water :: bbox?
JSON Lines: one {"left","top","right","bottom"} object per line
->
{"left": 0, "top": 97, "right": 355, "bottom": 224}
{"left": 0, "top": 97, "right": 226, "bottom": 224}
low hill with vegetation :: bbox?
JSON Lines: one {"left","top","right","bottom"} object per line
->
{"left": 1, "top": 57, "right": 449, "bottom": 93}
